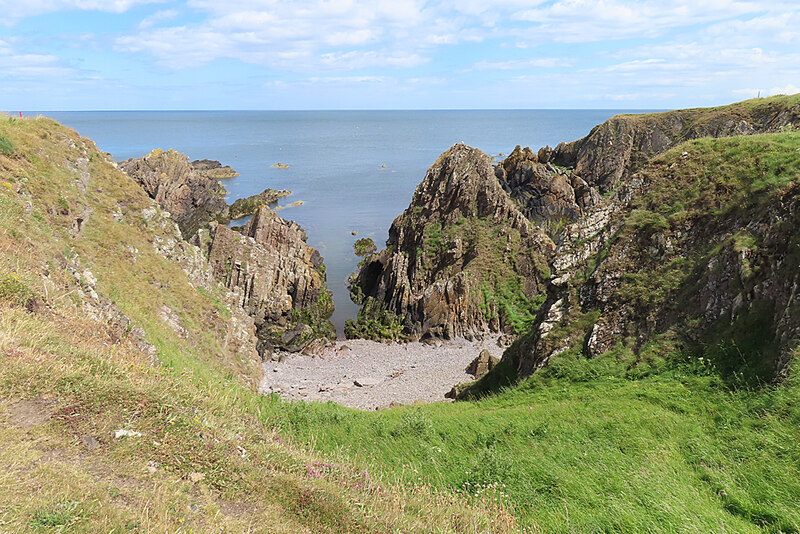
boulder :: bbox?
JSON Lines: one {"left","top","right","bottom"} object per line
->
{"left": 465, "top": 349, "right": 499, "bottom": 379}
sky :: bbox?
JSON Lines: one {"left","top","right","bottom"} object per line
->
{"left": 0, "top": 0, "right": 799, "bottom": 110}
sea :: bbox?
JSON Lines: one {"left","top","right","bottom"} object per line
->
{"left": 39, "top": 110, "right": 652, "bottom": 334}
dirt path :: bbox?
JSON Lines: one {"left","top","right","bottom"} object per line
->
{"left": 259, "top": 337, "right": 503, "bottom": 410}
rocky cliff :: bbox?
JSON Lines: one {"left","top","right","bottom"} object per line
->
{"left": 496, "top": 98, "right": 800, "bottom": 230}
{"left": 120, "top": 148, "right": 230, "bottom": 238}
{"left": 194, "top": 207, "right": 334, "bottom": 355}
{"left": 499, "top": 132, "right": 800, "bottom": 385}
{"left": 122, "top": 148, "right": 333, "bottom": 356}
{"left": 348, "top": 144, "right": 554, "bottom": 340}
{"left": 550, "top": 96, "right": 800, "bottom": 193}
{"left": 351, "top": 95, "right": 800, "bottom": 382}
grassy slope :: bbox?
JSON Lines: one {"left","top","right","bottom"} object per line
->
{"left": 0, "top": 116, "right": 511, "bottom": 532}
{"left": 3, "top": 115, "right": 800, "bottom": 533}
{"left": 266, "top": 132, "right": 800, "bottom": 532}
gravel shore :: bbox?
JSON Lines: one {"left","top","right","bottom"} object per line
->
{"left": 259, "top": 336, "right": 503, "bottom": 410}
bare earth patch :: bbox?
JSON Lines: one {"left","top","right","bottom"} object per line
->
{"left": 259, "top": 337, "right": 502, "bottom": 410}
{"left": 6, "top": 397, "right": 58, "bottom": 428}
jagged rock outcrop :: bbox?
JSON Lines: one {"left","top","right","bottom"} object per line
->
{"left": 121, "top": 149, "right": 230, "bottom": 238}
{"left": 502, "top": 132, "right": 800, "bottom": 383}
{"left": 194, "top": 206, "right": 334, "bottom": 354}
{"left": 349, "top": 144, "right": 554, "bottom": 340}
{"left": 496, "top": 145, "right": 600, "bottom": 223}
{"left": 496, "top": 98, "right": 800, "bottom": 228}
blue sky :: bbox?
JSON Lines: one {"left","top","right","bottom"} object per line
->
{"left": 1, "top": 0, "right": 798, "bottom": 110}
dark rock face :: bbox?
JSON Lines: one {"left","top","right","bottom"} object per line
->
{"left": 194, "top": 207, "right": 334, "bottom": 355}
{"left": 496, "top": 145, "right": 600, "bottom": 223}
{"left": 350, "top": 144, "right": 554, "bottom": 340}
{"left": 121, "top": 149, "right": 230, "bottom": 238}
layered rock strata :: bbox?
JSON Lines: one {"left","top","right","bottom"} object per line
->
{"left": 500, "top": 134, "right": 800, "bottom": 385}
{"left": 123, "top": 148, "right": 332, "bottom": 357}
{"left": 121, "top": 149, "right": 230, "bottom": 238}
{"left": 194, "top": 206, "right": 334, "bottom": 355}
{"left": 349, "top": 144, "right": 554, "bottom": 340}
{"left": 353, "top": 95, "right": 800, "bottom": 381}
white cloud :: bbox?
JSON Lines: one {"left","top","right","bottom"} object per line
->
{"left": 0, "top": 0, "right": 163, "bottom": 25}
{"left": 139, "top": 9, "right": 179, "bottom": 29}
{"left": 770, "top": 84, "right": 800, "bottom": 95}
{"left": 0, "top": 40, "right": 74, "bottom": 78}
{"left": 512, "top": 0, "right": 769, "bottom": 44}
{"left": 470, "top": 57, "right": 567, "bottom": 71}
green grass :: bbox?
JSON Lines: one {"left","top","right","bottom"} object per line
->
{"left": 0, "top": 115, "right": 513, "bottom": 532}
{"left": 4, "top": 108, "right": 800, "bottom": 533}
{"left": 0, "top": 134, "right": 13, "bottom": 156}
{"left": 30, "top": 501, "right": 82, "bottom": 529}
{"left": 264, "top": 352, "right": 800, "bottom": 532}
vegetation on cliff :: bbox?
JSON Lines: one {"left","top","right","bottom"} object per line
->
{"left": 349, "top": 144, "right": 553, "bottom": 341}
{"left": 0, "top": 116, "right": 513, "bottom": 532}
{"left": 3, "top": 102, "right": 800, "bottom": 533}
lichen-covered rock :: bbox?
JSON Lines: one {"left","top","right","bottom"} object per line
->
{"left": 229, "top": 188, "right": 291, "bottom": 220}
{"left": 350, "top": 144, "right": 554, "bottom": 340}
{"left": 195, "top": 207, "right": 334, "bottom": 354}
{"left": 121, "top": 149, "right": 230, "bottom": 238}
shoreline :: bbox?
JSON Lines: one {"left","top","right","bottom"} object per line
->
{"left": 259, "top": 336, "right": 503, "bottom": 410}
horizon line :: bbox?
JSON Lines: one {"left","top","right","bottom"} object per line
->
{"left": 17, "top": 107, "right": 665, "bottom": 113}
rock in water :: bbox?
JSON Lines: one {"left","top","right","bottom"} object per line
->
{"left": 194, "top": 206, "right": 334, "bottom": 356}
{"left": 191, "top": 159, "right": 239, "bottom": 179}
{"left": 465, "top": 349, "right": 499, "bottom": 379}
{"left": 348, "top": 143, "right": 554, "bottom": 340}
{"left": 229, "top": 188, "right": 291, "bottom": 220}
{"left": 121, "top": 149, "right": 230, "bottom": 238}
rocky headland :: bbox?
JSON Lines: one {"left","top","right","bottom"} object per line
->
{"left": 348, "top": 144, "right": 554, "bottom": 341}
{"left": 347, "top": 95, "right": 800, "bottom": 395}
{"left": 121, "top": 148, "right": 334, "bottom": 359}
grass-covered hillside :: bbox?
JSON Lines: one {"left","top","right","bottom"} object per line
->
{"left": 1, "top": 114, "right": 799, "bottom": 533}
{"left": 269, "top": 130, "right": 800, "bottom": 532}
{"left": 0, "top": 116, "right": 512, "bottom": 532}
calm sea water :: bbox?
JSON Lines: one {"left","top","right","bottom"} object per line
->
{"left": 40, "top": 110, "right": 652, "bottom": 333}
